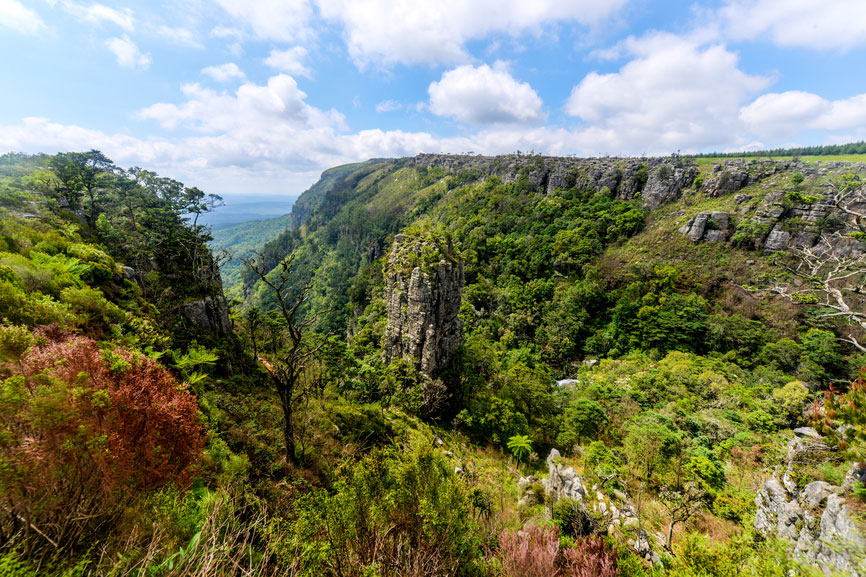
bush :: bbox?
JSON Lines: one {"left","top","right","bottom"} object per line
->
{"left": 499, "top": 525, "right": 560, "bottom": 577}
{"left": 561, "top": 536, "right": 620, "bottom": 577}
{"left": 0, "top": 332, "right": 203, "bottom": 555}
{"left": 286, "top": 442, "right": 480, "bottom": 576}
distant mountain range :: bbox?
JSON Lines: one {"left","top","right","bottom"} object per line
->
{"left": 198, "top": 194, "right": 298, "bottom": 230}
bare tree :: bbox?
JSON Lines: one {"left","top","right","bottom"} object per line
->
{"left": 660, "top": 482, "right": 709, "bottom": 550}
{"left": 244, "top": 253, "right": 328, "bottom": 463}
{"left": 766, "top": 234, "right": 866, "bottom": 351}
{"left": 742, "top": 174, "right": 866, "bottom": 351}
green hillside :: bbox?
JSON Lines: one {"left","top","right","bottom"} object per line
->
{"left": 3, "top": 150, "right": 866, "bottom": 577}
{"left": 209, "top": 212, "right": 294, "bottom": 295}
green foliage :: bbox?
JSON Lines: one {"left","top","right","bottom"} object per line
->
{"left": 285, "top": 442, "right": 481, "bottom": 576}
{"left": 557, "top": 399, "right": 609, "bottom": 449}
{"left": 507, "top": 434, "right": 533, "bottom": 463}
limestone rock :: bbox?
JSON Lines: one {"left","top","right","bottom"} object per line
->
{"left": 754, "top": 431, "right": 865, "bottom": 575}
{"left": 382, "top": 233, "right": 464, "bottom": 377}
{"left": 542, "top": 449, "right": 587, "bottom": 503}
{"left": 180, "top": 295, "right": 232, "bottom": 336}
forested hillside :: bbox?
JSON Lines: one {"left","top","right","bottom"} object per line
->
{"left": 2, "top": 150, "right": 866, "bottom": 577}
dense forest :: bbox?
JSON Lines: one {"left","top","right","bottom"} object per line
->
{"left": 1, "top": 149, "right": 865, "bottom": 577}
{"left": 692, "top": 141, "right": 866, "bottom": 159}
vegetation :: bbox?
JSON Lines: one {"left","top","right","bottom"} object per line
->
{"left": 1, "top": 150, "right": 865, "bottom": 576}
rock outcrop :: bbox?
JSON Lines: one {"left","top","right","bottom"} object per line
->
{"left": 754, "top": 427, "right": 865, "bottom": 575}
{"left": 678, "top": 211, "right": 732, "bottom": 243}
{"left": 520, "top": 449, "right": 661, "bottom": 564}
{"left": 678, "top": 159, "right": 866, "bottom": 256}
{"left": 180, "top": 294, "right": 232, "bottom": 337}
{"left": 382, "top": 232, "right": 464, "bottom": 377}
{"left": 411, "top": 154, "right": 699, "bottom": 209}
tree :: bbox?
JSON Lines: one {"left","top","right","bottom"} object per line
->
{"left": 244, "top": 254, "right": 328, "bottom": 463}
{"left": 766, "top": 233, "right": 866, "bottom": 353}
{"left": 558, "top": 399, "right": 608, "bottom": 449}
{"left": 507, "top": 434, "right": 533, "bottom": 466}
{"left": 49, "top": 150, "right": 115, "bottom": 227}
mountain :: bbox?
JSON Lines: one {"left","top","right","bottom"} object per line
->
{"left": 209, "top": 212, "right": 295, "bottom": 294}
{"left": 4, "top": 150, "right": 866, "bottom": 577}
{"left": 198, "top": 193, "right": 298, "bottom": 230}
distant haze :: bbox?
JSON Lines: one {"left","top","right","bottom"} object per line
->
{"left": 199, "top": 194, "right": 298, "bottom": 230}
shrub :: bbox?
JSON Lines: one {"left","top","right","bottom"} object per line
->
{"left": 0, "top": 332, "right": 203, "bottom": 555}
{"left": 499, "top": 525, "right": 560, "bottom": 577}
{"left": 287, "top": 442, "right": 480, "bottom": 577}
{"left": 561, "top": 536, "right": 620, "bottom": 577}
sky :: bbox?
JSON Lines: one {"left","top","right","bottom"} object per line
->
{"left": 2, "top": 1, "right": 866, "bottom": 196}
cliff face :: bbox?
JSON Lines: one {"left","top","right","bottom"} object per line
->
{"left": 679, "top": 159, "right": 866, "bottom": 256}
{"left": 382, "top": 232, "right": 464, "bottom": 377}
{"left": 411, "top": 153, "right": 698, "bottom": 208}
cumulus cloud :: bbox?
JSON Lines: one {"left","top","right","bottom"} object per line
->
{"left": 566, "top": 33, "right": 771, "bottom": 152}
{"left": 375, "top": 100, "right": 401, "bottom": 113}
{"left": 719, "top": 0, "right": 866, "bottom": 51}
{"left": 0, "top": 0, "right": 47, "bottom": 35}
{"left": 63, "top": 1, "right": 134, "bottom": 31}
{"left": 201, "top": 63, "right": 246, "bottom": 83}
{"left": 156, "top": 25, "right": 203, "bottom": 49}
{"left": 105, "top": 35, "right": 151, "bottom": 69}
{"left": 264, "top": 47, "right": 311, "bottom": 77}
{"left": 213, "top": 0, "right": 311, "bottom": 43}
{"left": 429, "top": 62, "right": 544, "bottom": 124}
{"left": 316, "top": 0, "right": 629, "bottom": 67}
{"left": 741, "top": 91, "right": 866, "bottom": 138}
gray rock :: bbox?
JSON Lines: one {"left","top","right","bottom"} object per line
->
{"left": 180, "top": 295, "right": 232, "bottom": 336}
{"left": 802, "top": 481, "right": 836, "bottom": 509}
{"left": 517, "top": 475, "right": 541, "bottom": 506}
{"left": 642, "top": 164, "right": 698, "bottom": 209}
{"left": 542, "top": 449, "right": 587, "bottom": 503}
{"left": 794, "top": 427, "right": 820, "bottom": 439}
{"left": 763, "top": 228, "right": 792, "bottom": 253}
{"left": 382, "top": 234, "right": 464, "bottom": 377}
{"left": 754, "top": 429, "right": 865, "bottom": 575}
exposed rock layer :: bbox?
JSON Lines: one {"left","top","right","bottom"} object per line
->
{"left": 382, "top": 234, "right": 464, "bottom": 377}
{"left": 411, "top": 153, "right": 698, "bottom": 208}
{"left": 754, "top": 427, "right": 865, "bottom": 575}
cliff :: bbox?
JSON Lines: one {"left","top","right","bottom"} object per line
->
{"left": 382, "top": 231, "right": 464, "bottom": 377}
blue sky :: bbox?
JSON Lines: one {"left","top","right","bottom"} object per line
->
{"left": 2, "top": 0, "right": 866, "bottom": 195}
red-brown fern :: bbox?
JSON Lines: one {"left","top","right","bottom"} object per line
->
{"left": 0, "top": 332, "right": 204, "bottom": 554}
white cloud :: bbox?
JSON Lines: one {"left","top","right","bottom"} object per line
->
{"left": 0, "top": 0, "right": 47, "bottom": 35}
{"left": 428, "top": 62, "right": 543, "bottom": 124}
{"left": 63, "top": 1, "right": 134, "bottom": 31}
{"left": 376, "top": 100, "right": 401, "bottom": 113}
{"left": 156, "top": 25, "right": 203, "bottom": 49}
{"left": 201, "top": 62, "right": 246, "bottom": 83}
{"left": 213, "top": 0, "right": 311, "bottom": 43}
{"left": 741, "top": 90, "right": 866, "bottom": 138}
{"left": 264, "top": 47, "right": 311, "bottom": 77}
{"left": 316, "top": 0, "right": 630, "bottom": 67}
{"left": 105, "top": 35, "right": 151, "bottom": 69}
{"left": 566, "top": 33, "right": 771, "bottom": 152}
{"left": 719, "top": 0, "right": 866, "bottom": 51}
{"left": 210, "top": 25, "right": 244, "bottom": 39}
